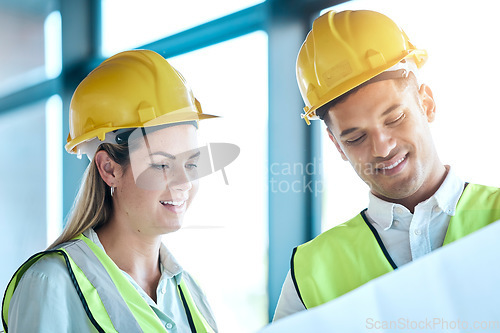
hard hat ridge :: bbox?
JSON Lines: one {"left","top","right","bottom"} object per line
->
{"left": 296, "top": 10, "right": 428, "bottom": 125}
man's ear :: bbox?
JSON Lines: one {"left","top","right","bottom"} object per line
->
{"left": 95, "top": 150, "right": 121, "bottom": 187}
{"left": 418, "top": 84, "right": 436, "bottom": 123}
{"left": 327, "top": 127, "right": 348, "bottom": 161}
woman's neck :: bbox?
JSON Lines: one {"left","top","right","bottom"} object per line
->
{"left": 95, "top": 221, "right": 162, "bottom": 302}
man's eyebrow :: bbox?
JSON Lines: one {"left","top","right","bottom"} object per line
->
{"left": 381, "top": 104, "right": 402, "bottom": 117}
{"left": 339, "top": 104, "right": 403, "bottom": 138}
{"left": 340, "top": 127, "right": 360, "bottom": 138}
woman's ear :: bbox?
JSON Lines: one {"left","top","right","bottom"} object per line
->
{"left": 95, "top": 150, "right": 121, "bottom": 187}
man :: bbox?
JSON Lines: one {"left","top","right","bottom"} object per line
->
{"left": 274, "top": 9, "right": 500, "bottom": 320}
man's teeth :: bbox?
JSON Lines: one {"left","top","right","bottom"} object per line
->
{"left": 382, "top": 156, "right": 405, "bottom": 170}
{"left": 160, "top": 200, "right": 184, "bottom": 206}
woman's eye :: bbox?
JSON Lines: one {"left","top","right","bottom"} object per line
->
{"left": 387, "top": 112, "right": 405, "bottom": 125}
{"left": 151, "top": 164, "right": 170, "bottom": 170}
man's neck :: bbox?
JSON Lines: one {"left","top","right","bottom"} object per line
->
{"left": 376, "top": 164, "right": 449, "bottom": 213}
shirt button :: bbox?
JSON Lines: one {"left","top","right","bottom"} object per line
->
{"left": 161, "top": 287, "right": 167, "bottom": 294}
{"left": 394, "top": 207, "right": 403, "bottom": 215}
{"left": 166, "top": 323, "right": 173, "bottom": 329}
{"left": 393, "top": 220, "right": 399, "bottom": 226}
{"left": 433, "top": 206, "right": 441, "bottom": 213}
{"left": 414, "top": 229, "right": 421, "bottom": 235}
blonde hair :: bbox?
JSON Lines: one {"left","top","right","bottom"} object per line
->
{"left": 48, "top": 143, "right": 129, "bottom": 249}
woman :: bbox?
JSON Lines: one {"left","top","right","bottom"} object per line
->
{"left": 2, "top": 50, "right": 218, "bottom": 332}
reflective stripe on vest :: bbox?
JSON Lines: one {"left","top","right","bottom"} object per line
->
{"left": 291, "top": 183, "right": 500, "bottom": 309}
{"left": 178, "top": 279, "right": 215, "bottom": 333}
{"left": 2, "top": 234, "right": 216, "bottom": 333}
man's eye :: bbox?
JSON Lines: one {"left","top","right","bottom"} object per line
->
{"left": 387, "top": 112, "right": 405, "bottom": 125}
{"left": 186, "top": 163, "right": 198, "bottom": 170}
{"left": 345, "top": 135, "right": 365, "bottom": 145}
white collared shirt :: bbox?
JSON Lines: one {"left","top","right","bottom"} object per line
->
{"left": 366, "top": 166, "right": 464, "bottom": 267}
{"left": 274, "top": 167, "right": 465, "bottom": 321}
{"left": 8, "top": 229, "right": 212, "bottom": 332}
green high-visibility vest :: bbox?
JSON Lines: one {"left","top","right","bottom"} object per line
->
{"left": 291, "top": 183, "right": 500, "bottom": 309}
{"left": 2, "top": 234, "right": 216, "bottom": 333}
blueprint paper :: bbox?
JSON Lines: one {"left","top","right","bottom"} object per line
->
{"left": 260, "top": 220, "right": 500, "bottom": 332}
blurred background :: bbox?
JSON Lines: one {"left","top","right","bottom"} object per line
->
{"left": 0, "top": 0, "right": 499, "bottom": 331}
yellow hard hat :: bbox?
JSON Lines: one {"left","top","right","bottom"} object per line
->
{"left": 66, "top": 49, "right": 218, "bottom": 154}
{"left": 296, "top": 10, "right": 428, "bottom": 125}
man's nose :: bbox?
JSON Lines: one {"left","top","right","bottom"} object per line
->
{"left": 371, "top": 129, "right": 396, "bottom": 158}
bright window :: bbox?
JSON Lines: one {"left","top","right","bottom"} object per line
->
{"left": 0, "top": 95, "right": 63, "bottom": 296}
{"left": 45, "top": 95, "right": 63, "bottom": 245}
{"left": 101, "top": 0, "right": 265, "bottom": 56}
{"left": 320, "top": 0, "right": 500, "bottom": 231}
{"left": 0, "top": 2, "right": 60, "bottom": 97}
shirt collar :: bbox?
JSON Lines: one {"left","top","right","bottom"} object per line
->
{"left": 367, "top": 166, "right": 465, "bottom": 230}
{"left": 83, "top": 228, "right": 183, "bottom": 279}
{"left": 158, "top": 242, "right": 183, "bottom": 278}
{"left": 431, "top": 166, "right": 464, "bottom": 216}
{"left": 367, "top": 194, "right": 401, "bottom": 230}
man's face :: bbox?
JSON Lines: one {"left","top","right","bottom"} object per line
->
{"left": 326, "top": 79, "right": 441, "bottom": 202}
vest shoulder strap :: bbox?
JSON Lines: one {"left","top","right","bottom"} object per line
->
{"left": 3, "top": 235, "right": 217, "bottom": 333}
{"left": 2, "top": 237, "right": 163, "bottom": 333}
{"left": 444, "top": 183, "right": 500, "bottom": 245}
{"left": 291, "top": 212, "right": 395, "bottom": 309}
{"left": 178, "top": 279, "right": 216, "bottom": 333}
{"left": 181, "top": 272, "right": 218, "bottom": 332}
{"left": 1, "top": 249, "right": 89, "bottom": 333}
{"left": 74, "top": 234, "right": 217, "bottom": 332}
{"left": 68, "top": 235, "right": 165, "bottom": 332}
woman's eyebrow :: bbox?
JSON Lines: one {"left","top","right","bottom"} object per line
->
{"left": 150, "top": 150, "right": 201, "bottom": 160}
{"left": 188, "top": 150, "right": 201, "bottom": 159}
{"left": 150, "top": 152, "right": 176, "bottom": 160}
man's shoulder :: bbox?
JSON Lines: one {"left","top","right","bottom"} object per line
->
{"left": 461, "top": 183, "right": 500, "bottom": 206}
{"left": 467, "top": 183, "right": 500, "bottom": 192}
{"left": 298, "top": 211, "right": 368, "bottom": 251}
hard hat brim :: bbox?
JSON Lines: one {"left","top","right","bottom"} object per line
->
{"left": 65, "top": 112, "right": 219, "bottom": 154}
{"left": 301, "top": 49, "right": 427, "bottom": 123}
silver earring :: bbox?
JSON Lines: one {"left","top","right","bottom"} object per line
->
{"left": 110, "top": 187, "right": 115, "bottom": 197}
